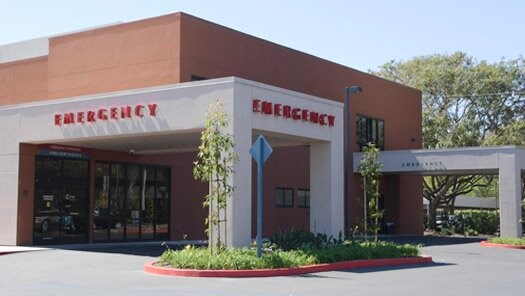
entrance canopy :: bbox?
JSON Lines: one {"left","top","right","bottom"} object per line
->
{"left": 354, "top": 146, "right": 525, "bottom": 237}
{"left": 0, "top": 77, "right": 344, "bottom": 246}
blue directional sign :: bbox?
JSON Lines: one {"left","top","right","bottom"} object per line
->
{"left": 250, "top": 135, "right": 273, "bottom": 165}
{"left": 250, "top": 134, "right": 273, "bottom": 257}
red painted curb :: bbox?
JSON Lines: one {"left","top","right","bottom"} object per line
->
{"left": 144, "top": 256, "right": 433, "bottom": 278}
{"left": 480, "top": 241, "right": 525, "bottom": 250}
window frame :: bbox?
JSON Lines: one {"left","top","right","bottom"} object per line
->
{"left": 355, "top": 114, "right": 385, "bottom": 151}
{"left": 297, "top": 188, "right": 310, "bottom": 208}
{"left": 275, "top": 187, "right": 294, "bottom": 208}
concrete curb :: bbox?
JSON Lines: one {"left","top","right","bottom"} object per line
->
{"left": 480, "top": 241, "right": 525, "bottom": 250}
{"left": 144, "top": 256, "right": 433, "bottom": 278}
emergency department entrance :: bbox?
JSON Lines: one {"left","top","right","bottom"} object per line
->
{"left": 3, "top": 77, "right": 345, "bottom": 246}
{"left": 93, "top": 162, "right": 170, "bottom": 242}
{"left": 354, "top": 146, "right": 525, "bottom": 238}
{"left": 34, "top": 156, "right": 89, "bottom": 244}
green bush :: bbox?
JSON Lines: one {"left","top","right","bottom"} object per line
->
{"left": 440, "top": 227, "right": 454, "bottom": 236}
{"left": 158, "top": 241, "right": 420, "bottom": 270}
{"left": 488, "top": 237, "right": 525, "bottom": 245}
{"left": 268, "top": 228, "right": 343, "bottom": 251}
{"left": 456, "top": 210, "right": 499, "bottom": 235}
{"left": 464, "top": 228, "right": 478, "bottom": 236}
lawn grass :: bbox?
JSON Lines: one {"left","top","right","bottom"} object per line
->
{"left": 488, "top": 237, "right": 525, "bottom": 245}
{"left": 158, "top": 241, "right": 420, "bottom": 270}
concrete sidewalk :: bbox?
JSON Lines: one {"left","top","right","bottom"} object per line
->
{"left": 0, "top": 246, "right": 49, "bottom": 255}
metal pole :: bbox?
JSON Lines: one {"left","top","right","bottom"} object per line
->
{"left": 256, "top": 141, "right": 263, "bottom": 258}
{"left": 344, "top": 86, "right": 361, "bottom": 239}
{"left": 364, "top": 176, "right": 368, "bottom": 241}
{"left": 344, "top": 87, "right": 350, "bottom": 238}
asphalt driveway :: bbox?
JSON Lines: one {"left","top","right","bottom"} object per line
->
{"left": 0, "top": 237, "right": 523, "bottom": 296}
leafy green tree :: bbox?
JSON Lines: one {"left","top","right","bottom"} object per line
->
{"left": 358, "top": 143, "right": 382, "bottom": 241}
{"left": 194, "top": 101, "right": 238, "bottom": 252}
{"left": 372, "top": 52, "right": 525, "bottom": 230}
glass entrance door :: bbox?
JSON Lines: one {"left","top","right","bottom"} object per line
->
{"left": 93, "top": 162, "right": 170, "bottom": 242}
{"left": 34, "top": 157, "right": 89, "bottom": 244}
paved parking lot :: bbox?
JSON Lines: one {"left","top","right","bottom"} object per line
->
{"left": 0, "top": 237, "right": 523, "bottom": 295}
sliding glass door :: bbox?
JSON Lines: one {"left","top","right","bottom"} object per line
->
{"left": 93, "top": 162, "right": 170, "bottom": 242}
{"left": 34, "top": 157, "right": 89, "bottom": 244}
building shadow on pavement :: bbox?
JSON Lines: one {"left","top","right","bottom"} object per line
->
{"left": 292, "top": 262, "right": 454, "bottom": 279}
{"left": 48, "top": 241, "right": 206, "bottom": 257}
{"left": 382, "top": 236, "right": 485, "bottom": 247}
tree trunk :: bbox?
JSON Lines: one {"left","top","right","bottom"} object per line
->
{"left": 428, "top": 198, "right": 440, "bottom": 230}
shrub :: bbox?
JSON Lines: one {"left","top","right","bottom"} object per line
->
{"left": 440, "top": 227, "right": 454, "bottom": 236}
{"left": 158, "top": 241, "right": 420, "bottom": 270}
{"left": 455, "top": 210, "right": 499, "bottom": 235}
{"left": 268, "top": 228, "right": 343, "bottom": 251}
{"left": 488, "top": 237, "right": 525, "bottom": 245}
{"left": 464, "top": 228, "right": 478, "bottom": 236}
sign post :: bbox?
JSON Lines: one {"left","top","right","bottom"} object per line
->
{"left": 249, "top": 135, "right": 273, "bottom": 258}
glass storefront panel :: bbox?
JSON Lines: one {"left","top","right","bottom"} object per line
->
{"left": 93, "top": 162, "right": 170, "bottom": 242}
{"left": 155, "top": 220, "right": 169, "bottom": 239}
{"left": 93, "top": 218, "right": 110, "bottom": 241}
{"left": 126, "top": 166, "right": 141, "bottom": 240}
{"left": 141, "top": 167, "right": 156, "bottom": 240}
{"left": 94, "top": 163, "right": 110, "bottom": 241}
{"left": 109, "top": 164, "right": 125, "bottom": 240}
{"left": 63, "top": 160, "right": 89, "bottom": 179}
{"left": 60, "top": 185, "right": 88, "bottom": 243}
{"left": 156, "top": 168, "right": 170, "bottom": 221}
{"left": 34, "top": 186, "right": 61, "bottom": 243}
{"left": 34, "top": 157, "right": 88, "bottom": 245}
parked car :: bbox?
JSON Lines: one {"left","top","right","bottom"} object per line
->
{"left": 436, "top": 215, "right": 457, "bottom": 229}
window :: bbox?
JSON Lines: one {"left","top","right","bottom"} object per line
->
{"left": 275, "top": 188, "right": 294, "bottom": 208}
{"left": 297, "top": 189, "right": 310, "bottom": 208}
{"left": 93, "top": 162, "right": 170, "bottom": 241}
{"left": 191, "top": 75, "right": 207, "bottom": 81}
{"left": 355, "top": 115, "right": 385, "bottom": 151}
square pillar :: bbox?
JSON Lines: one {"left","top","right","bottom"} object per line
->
{"left": 0, "top": 112, "right": 21, "bottom": 245}
{"left": 223, "top": 93, "right": 253, "bottom": 248}
{"left": 310, "top": 140, "right": 344, "bottom": 237}
{"left": 498, "top": 154, "right": 523, "bottom": 237}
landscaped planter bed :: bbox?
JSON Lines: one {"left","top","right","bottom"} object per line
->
{"left": 480, "top": 241, "right": 525, "bottom": 250}
{"left": 144, "top": 256, "right": 433, "bottom": 277}
{"left": 144, "top": 240, "right": 432, "bottom": 278}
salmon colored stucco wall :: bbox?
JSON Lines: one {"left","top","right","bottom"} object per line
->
{"left": 251, "top": 146, "right": 310, "bottom": 238}
{"left": 17, "top": 144, "right": 38, "bottom": 245}
{"left": 9, "top": 12, "right": 423, "bottom": 240}
{"left": 16, "top": 144, "right": 209, "bottom": 245}
{"left": 17, "top": 144, "right": 312, "bottom": 245}
{"left": 178, "top": 13, "right": 423, "bottom": 234}
{"left": 47, "top": 14, "right": 182, "bottom": 99}
{"left": 0, "top": 14, "right": 182, "bottom": 107}
{"left": 0, "top": 57, "right": 48, "bottom": 106}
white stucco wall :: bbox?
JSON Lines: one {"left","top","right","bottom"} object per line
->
{"left": 354, "top": 146, "right": 525, "bottom": 238}
{"left": 0, "top": 77, "right": 345, "bottom": 246}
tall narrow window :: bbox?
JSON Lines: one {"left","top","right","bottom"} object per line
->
{"left": 297, "top": 189, "right": 310, "bottom": 208}
{"left": 93, "top": 162, "right": 170, "bottom": 242}
{"left": 94, "top": 163, "right": 110, "bottom": 241}
{"left": 109, "top": 164, "right": 125, "bottom": 240}
{"left": 355, "top": 115, "right": 385, "bottom": 151}
{"left": 275, "top": 188, "right": 294, "bottom": 208}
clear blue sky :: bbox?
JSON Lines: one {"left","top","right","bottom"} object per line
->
{"left": 2, "top": 0, "right": 523, "bottom": 72}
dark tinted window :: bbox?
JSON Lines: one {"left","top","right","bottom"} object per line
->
{"left": 275, "top": 188, "right": 294, "bottom": 208}
{"left": 355, "top": 115, "right": 385, "bottom": 151}
{"left": 297, "top": 189, "right": 310, "bottom": 208}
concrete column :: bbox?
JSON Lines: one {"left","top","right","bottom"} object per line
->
{"left": 0, "top": 113, "right": 21, "bottom": 245}
{"left": 310, "top": 139, "right": 344, "bottom": 238}
{"left": 224, "top": 90, "right": 253, "bottom": 247}
{"left": 498, "top": 154, "right": 523, "bottom": 237}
